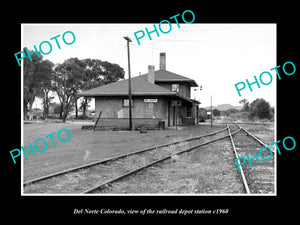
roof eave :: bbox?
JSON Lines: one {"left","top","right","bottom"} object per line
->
{"left": 77, "top": 92, "right": 178, "bottom": 97}
{"left": 155, "top": 80, "right": 198, "bottom": 87}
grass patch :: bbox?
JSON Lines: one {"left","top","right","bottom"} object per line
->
{"left": 23, "top": 123, "right": 225, "bottom": 181}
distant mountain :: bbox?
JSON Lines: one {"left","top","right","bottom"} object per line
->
{"left": 202, "top": 104, "right": 242, "bottom": 111}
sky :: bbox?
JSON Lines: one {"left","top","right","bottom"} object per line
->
{"left": 22, "top": 23, "right": 276, "bottom": 108}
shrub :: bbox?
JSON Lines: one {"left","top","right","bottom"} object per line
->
{"left": 248, "top": 98, "right": 272, "bottom": 120}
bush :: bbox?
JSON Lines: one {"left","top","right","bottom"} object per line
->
{"left": 248, "top": 98, "right": 272, "bottom": 120}
{"left": 198, "top": 108, "right": 208, "bottom": 121}
{"left": 224, "top": 108, "right": 239, "bottom": 117}
{"left": 49, "top": 102, "right": 61, "bottom": 114}
{"left": 213, "top": 109, "right": 221, "bottom": 117}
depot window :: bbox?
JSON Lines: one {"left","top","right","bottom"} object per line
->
{"left": 123, "top": 99, "right": 134, "bottom": 107}
{"left": 172, "top": 84, "right": 179, "bottom": 92}
{"left": 187, "top": 106, "right": 192, "bottom": 117}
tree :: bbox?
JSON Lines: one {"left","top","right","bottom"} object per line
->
{"left": 213, "top": 108, "right": 221, "bottom": 117}
{"left": 239, "top": 98, "right": 250, "bottom": 112}
{"left": 35, "top": 60, "right": 55, "bottom": 119}
{"left": 79, "top": 59, "right": 125, "bottom": 117}
{"left": 248, "top": 98, "right": 272, "bottom": 120}
{"left": 23, "top": 48, "right": 43, "bottom": 120}
{"left": 100, "top": 61, "right": 125, "bottom": 84}
{"left": 52, "top": 58, "right": 85, "bottom": 122}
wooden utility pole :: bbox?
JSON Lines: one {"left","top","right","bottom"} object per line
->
{"left": 124, "top": 36, "right": 133, "bottom": 130}
{"left": 175, "top": 106, "right": 178, "bottom": 130}
{"left": 211, "top": 95, "right": 213, "bottom": 127}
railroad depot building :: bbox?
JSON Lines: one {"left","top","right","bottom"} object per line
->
{"left": 79, "top": 53, "right": 200, "bottom": 129}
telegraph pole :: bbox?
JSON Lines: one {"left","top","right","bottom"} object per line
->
{"left": 124, "top": 36, "right": 133, "bottom": 130}
{"left": 210, "top": 95, "right": 213, "bottom": 127}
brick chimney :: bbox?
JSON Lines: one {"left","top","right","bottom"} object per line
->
{"left": 148, "top": 65, "right": 155, "bottom": 83}
{"left": 159, "top": 52, "right": 166, "bottom": 70}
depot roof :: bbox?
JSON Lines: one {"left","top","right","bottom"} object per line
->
{"left": 78, "top": 76, "right": 176, "bottom": 96}
{"left": 78, "top": 76, "right": 199, "bottom": 104}
{"left": 78, "top": 69, "right": 199, "bottom": 104}
{"left": 139, "top": 69, "right": 198, "bottom": 87}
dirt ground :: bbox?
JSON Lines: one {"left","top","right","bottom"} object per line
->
{"left": 238, "top": 123, "right": 275, "bottom": 145}
{"left": 100, "top": 138, "right": 245, "bottom": 194}
{"left": 23, "top": 122, "right": 226, "bottom": 181}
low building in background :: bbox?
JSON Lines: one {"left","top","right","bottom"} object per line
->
{"left": 78, "top": 53, "right": 200, "bottom": 129}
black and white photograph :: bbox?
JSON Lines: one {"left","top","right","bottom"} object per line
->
{"left": 4, "top": 4, "right": 298, "bottom": 220}
{"left": 20, "top": 23, "right": 277, "bottom": 195}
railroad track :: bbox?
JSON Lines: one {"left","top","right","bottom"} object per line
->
{"left": 83, "top": 124, "right": 241, "bottom": 194}
{"left": 228, "top": 122, "right": 275, "bottom": 194}
{"left": 23, "top": 122, "right": 274, "bottom": 194}
{"left": 92, "top": 122, "right": 274, "bottom": 195}
{"left": 23, "top": 124, "right": 236, "bottom": 194}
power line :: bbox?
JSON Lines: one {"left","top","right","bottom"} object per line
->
{"left": 131, "top": 39, "right": 209, "bottom": 43}
{"left": 132, "top": 39, "right": 274, "bottom": 43}
{"left": 131, "top": 43, "right": 204, "bottom": 57}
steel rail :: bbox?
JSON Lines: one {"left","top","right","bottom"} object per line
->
{"left": 234, "top": 121, "right": 273, "bottom": 126}
{"left": 236, "top": 122, "right": 274, "bottom": 131}
{"left": 227, "top": 124, "right": 251, "bottom": 194}
{"left": 24, "top": 125, "right": 228, "bottom": 186}
{"left": 233, "top": 122, "right": 274, "bottom": 153}
{"left": 83, "top": 125, "right": 241, "bottom": 194}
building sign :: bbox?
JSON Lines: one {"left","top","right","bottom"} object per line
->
{"left": 144, "top": 99, "right": 158, "bottom": 103}
{"left": 171, "top": 100, "right": 182, "bottom": 106}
